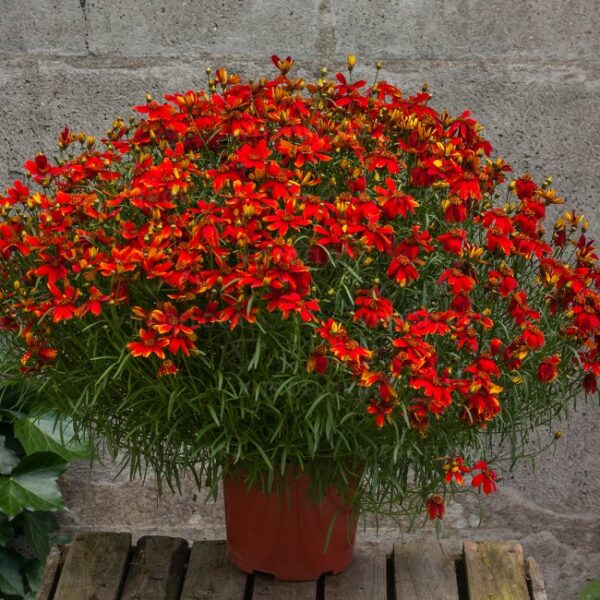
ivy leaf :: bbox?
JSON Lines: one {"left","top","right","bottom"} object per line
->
{"left": 0, "top": 548, "right": 25, "bottom": 597}
{"left": 14, "top": 414, "right": 92, "bottom": 461}
{"left": 24, "top": 558, "right": 43, "bottom": 594}
{"left": 0, "top": 453, "right": 67, "bottom": 518}
{"left": 579, "top": 579, "right": 600, "bottom": 600}
{"left": 24, "top": 512, "right": 57, "bottom": 560}
{"left": 0, "top": 437, "right": 20, "bottom": 476}
{"left": 0, "top": 515, "right": 14, "bottom": 546}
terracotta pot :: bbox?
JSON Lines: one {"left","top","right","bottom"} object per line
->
{"left": 223, "top": 469, "right": 358, "bottom": 580}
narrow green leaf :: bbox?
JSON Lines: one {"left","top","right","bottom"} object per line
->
{"left": 248, "top": 334, "right": 261, "bottom": 371}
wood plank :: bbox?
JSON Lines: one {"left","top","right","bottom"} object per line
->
{"left": 179, "top": 540, "right": 247, "bottom": 600}
{"left": 323, "top": 542, "right": 387, "bottom": 599}
{"left": 464, "top": 541, "right": 530, "bottom": 600}
{"left": 53, "top": 532, "right": 131, "bottom": 600}
{"left": 393, "top": 541, "right": 460, "bottom": 600}
{"left": 36, "top": 544, "right": 64, "bottom": 600}
{"left": 526, "top": 556, "right": 548, "bottom": 600}
{"left": 252, "top": 575, "right": 316, "bottom": 600}
{"left": 120, "top": 536, "right": 189, "bottom": 600}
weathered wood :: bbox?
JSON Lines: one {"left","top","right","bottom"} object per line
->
{"left": 53, "top": 532, "right": 131, "bottom": 600}
{"left": 36, "top": 544, "right": 64, "bottom": 600}
{"left": 179, "top": 540, "right": 247, "bottom": 600}
{"left": 40, "top": 533, "right": 546, "bottom": 600}
{"left": 120, "top": 535, "right": 189, "bottom": 600}
{"left": 252, "top": 575, "right": 316, "bottom": 600}
{"left": 526, "top": 556, "right": 548, "bottom": 600}
{"left": 323, "top": 542, "right": 387, "bottom": 599}
{"left": 393, "top": 541, "right": 460, "bottom": 600}
{"left": 464, "top": 541, "right": 530, "bottom": 600}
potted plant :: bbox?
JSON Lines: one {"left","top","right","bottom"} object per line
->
{"left": 0, "top": 55, "right": 597, "bottom": 580}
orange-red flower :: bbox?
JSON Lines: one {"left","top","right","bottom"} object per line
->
{"left": 307, "top": 345, "right": 329, "bottom": 375}
{"left": 353, "top": 289, "right": 393, "bottom": 328}
{"left": 437, "top": 228, "right": 466, "bottom": 255}
{"left": 236, "top": 139, "right": 272, "bottom": 170}
{"left": 374, "top": 178, "right": 419, "bottom": 219}
{"left": 471, "top": 461, "right": 497, "bottom": 494}
{"left": 444, "top": 456, "right": 471, "bottom": 485}
{"left": 425, "top": 495, "right": 445, "bottom": 520}
{"left": 537, "top": 355, "right": 560, "bottom": 383}
{"left": 367, "top": 398, "right": 394, "bottom": 428}
{"left": 127, "top": 328, "right": 169, "bottom": 359}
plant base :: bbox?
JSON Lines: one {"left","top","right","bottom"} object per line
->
{"left": 223, "top": 470, "right": 357, "bottom": 580}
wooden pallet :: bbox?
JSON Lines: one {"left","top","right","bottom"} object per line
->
{"left": 37, "top": 532, "right": 547, "bottom": 600}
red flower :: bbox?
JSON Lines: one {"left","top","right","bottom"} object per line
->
{"left": 127, "top": 328, "right": 169, "bottom": 359}
{"left": 486, "top": 226, "right": 514, "bottom": 255}
{"left": 276, "top": 134, "right": 332, "bottom": 168}
{"left": 158, "top": 359, "right": 179, "bottom": 377}
{"left": 266, "top": 292, "right": 319, "bottom": 322}
{"left": 307, "top": 345, "right": 329, "bottom": 375}
{"left": 438, "top": 267, "right": 475, "bottom": 295}
{"left": 367, "top": 398, "right": 394, "bottom": 428}
{"left": 149, "top": 302, "right": 196, "bottom": 336}
{"left": 407, "top": 309, "right": 453, "bottom": 336}
{"left": 330, "top": 338, "right": 372, "bottom": 365}
{"left": 426, "top": 495, "right": 445, "bottom": 520}
{"left": 514, "top": 174, "right": 537, "bottom": 199}
{"left": 471, "top": 461, "right": 497, "bottom": 494}
{"left": 583, "top": 372, "right": 598, "bottom": 395}
{"left": 353, "top": 289, "right": 393, "bottom": 328}
{"left": 442, "top": 196, "right": 469, "bottom": 222}
{"left": 47, "top": 284, "right": 80, "bottom": 323}
{"left": 387, "top": 254, "right": 421, "bottom": 287}
{"left": 537, "top": 355, "right": 560, "bottom": 383}
{"left": 365, "top": 151, "right": 403, "bottom": 175}
{"left": 263, "top": 201, "right": 311, "bottom": 236}
{"left": 374, "top": 178, "right": 419, "bottom": 219}
{"left": 271, "top": 54, "right": 294, "bottom": 75}
{"left": 450, "top": 169, "right": 481, "bottom": 201}
{"left": 409, "top": 367, "right": 455, "bottom": 415}
{"left": 519, "top": 322, "right": 545, "bottom": 350}
{"left": 444, "top": 456, "right": 471, "bottom": 486}
{"left": 307, "top": 244, "right": 328, "bottom": 266}
{"left": 488, "top": 268, "right": 518, "bottom": 298}
{"left": 236, "top": 139, "right": 272, "bottom": 170}
{"left": 437, "top": 229, "right": 466, "bottom": 255}
{"left": 509, "top": 291, "right": 541, "bottom": 325}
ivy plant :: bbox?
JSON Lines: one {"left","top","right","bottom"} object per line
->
{"left": 0, "top": 384, "right": 91, "bottom": 599}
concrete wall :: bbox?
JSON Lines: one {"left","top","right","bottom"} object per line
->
{"left": 1, "top": 1, "right": 599, "bottom": 598}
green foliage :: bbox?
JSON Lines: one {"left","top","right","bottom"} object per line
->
{"left": 579, "top": 579, "right": 600, "bottom": 600}
{"left": 0, "top": 453, "right": 67, "bottom": 519}
{"left": 0, "top": 383, "right": 91, "bottom": 598}
{"left": 14, "top": 414, "right": 95, "bottom": 462}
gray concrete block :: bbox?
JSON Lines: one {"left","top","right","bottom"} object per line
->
{"left": 332, "top": 0, "right": 600, "bottom": 63}
{"left": 84, "top": 0, "right": 320, "bottom": 59}
{"left": 0, "top": 0, "right": 320, "bottom": 59}
{"left": 0, "top": 1, "right": 87, "bottom": 55}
